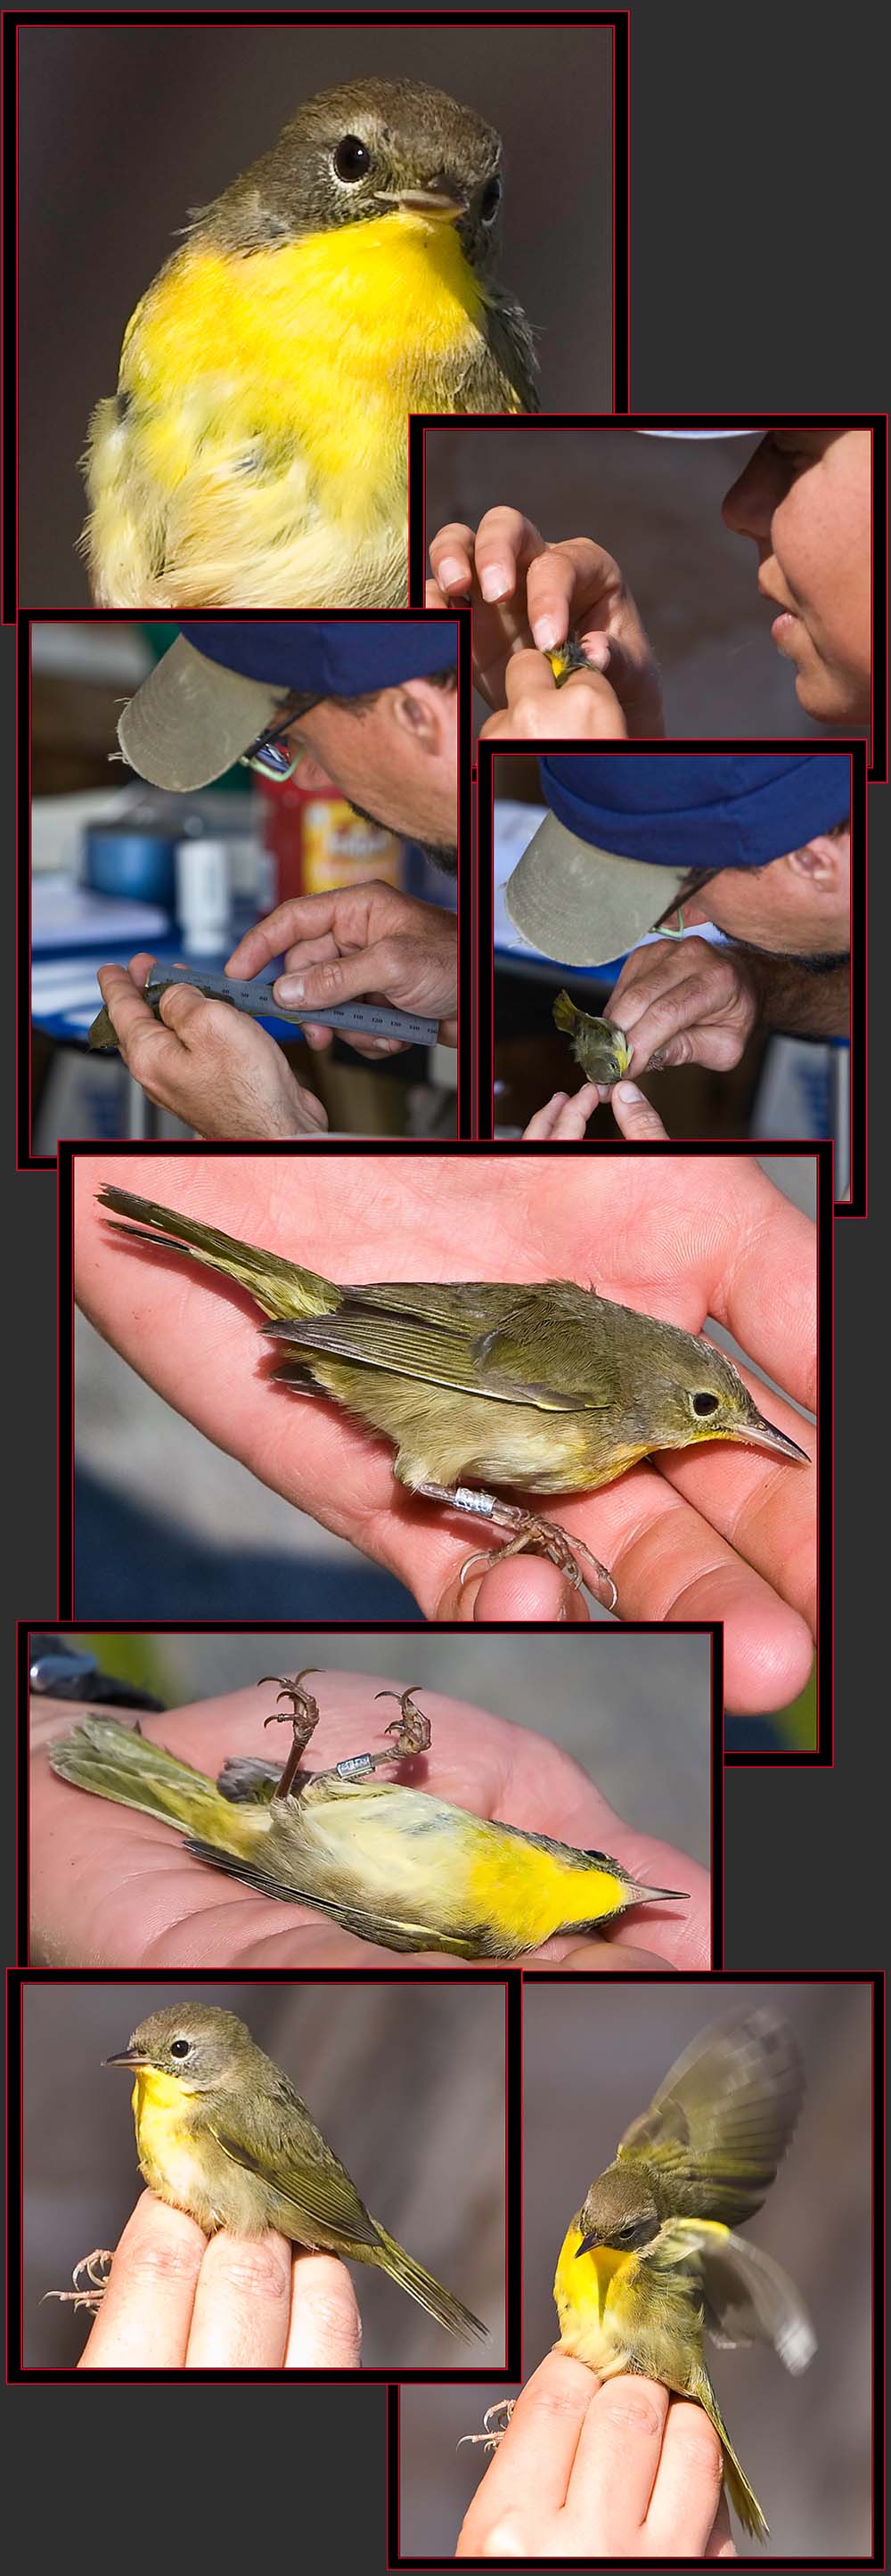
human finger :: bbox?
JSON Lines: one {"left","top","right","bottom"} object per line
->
{"left": 283, "top": 2253, "right": 363, "bottom": 2367}
{"left": 524, "top": 536, "right": 623, "bottom": 650}
{"left": 610, "top": 1080, "right": 671, "bottom": 1140}
{"left": 642, "top": 2395, "right": 725, "bottom": 2557}
{"left": 429, "top": 522, "right": 477, "bottom": 596}
{"left": 78, "top": 2191, "right": 205, "bottom": 2368}
{"left": 524, "top": 1086, "right": 600, "bottom": 1140}
{"left": 184, "top": 2228, "right": 292, "bottom": 2368}
{"left": 562, "top": 2373, "right": 670, "bottom": 2548}
{"left": 95, "top": 962, "right": 180, "bottom": 1058}
{"left": 457, "top": 2352, "right": 598, "bottom": 2550}
{"left": 452, "top": 1551, "right": 589, "bottom": 1626}
{"left": 226, "top": 896, "right": 346, "bottom": 979}
{"left": 470, "top": 507, "right": 548, "bottom": 602}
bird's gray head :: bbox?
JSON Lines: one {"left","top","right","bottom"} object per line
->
{"left": 105, "top": 2003, "right": 252, "bottom": 2089}
{"left": 203, "top": 78, "right": 506, "bottom": 274}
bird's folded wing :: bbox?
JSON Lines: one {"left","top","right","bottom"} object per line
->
{"left": 617, "top": 2008, "right": 805, "bottom": 2223}
{"left": 652, "top": 2219, "right": 816, "bottom": 2374}
{"left": 208, "top": 2103, "right": 383, "bottom": 2250}
{"left": 268, "top": 1281, "right": 609, "bottom": 1412}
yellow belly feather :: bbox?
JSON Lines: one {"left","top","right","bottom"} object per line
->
{"left": 554, "top": 2223, "right": 635, "bottom": 2375}
{"left": 85, "top": 212, "right": 507, "bottom": 607}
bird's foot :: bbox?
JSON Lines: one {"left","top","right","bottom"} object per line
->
{"left": 258, "top": 1670, "right": 321, "bottom": 1798}
{"left": 373, "top": 1687, "right": 432, "bottom": 1758}
{"left": 458, "top": 2398, "right": 517, "bottom": 2455}
{"left": 418, "top": 1483, "right": 617, "bottom": 1611}
{"left": 44, "top": 2248, "right": 113, "bottom": 2315}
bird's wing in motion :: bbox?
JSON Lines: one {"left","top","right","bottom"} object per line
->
{"left": 616, "top": 2008, "right": 805, "bottom": 2223}
{"left": 651, "top": 2219, "right": 816, "bottom": 2375}
{"left": 208, "top": 2089, "right": 383, "bottom": 2252}
{"left": 270, "top": 1279, "right": 609, "bottom": 1414}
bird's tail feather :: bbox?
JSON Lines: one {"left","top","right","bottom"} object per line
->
{"left": 552, "top": 989, "right": 580, "bottom": 1034}
{"left": 372, "top": 2224, "right": 487, "bottom": 2343}
{"left": 48, "top": 1713, "right": 253, "bottom": 1850}
{"left": 96, "top": 1185, "right": 335, "bottom": 1321}
{"left": 693, "top": 2365, "right": 769, "bottom": 2543}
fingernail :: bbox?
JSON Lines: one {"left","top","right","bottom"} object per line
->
{"left": 479, "top": 564, "right": 511, "bottom": 601}
{"left": 437, "top": 557, "right": 468, "bottom": 592}
{"left": 615, "top": 1080, "right": 642, "bottom": 1104}
{"left": 531, "top": 615, "right": 561, "bottom": 650}
{"left": 275, "top": 977, "right": 304, "bottom": 1003}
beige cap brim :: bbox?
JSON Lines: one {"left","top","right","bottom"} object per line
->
{"left": 504, "top": 811, "right": 691, "bottom": 967}
{"left": 117, "top": 634, "right": 291, "bottom": 790}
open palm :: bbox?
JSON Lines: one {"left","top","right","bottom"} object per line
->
{"left": 74, "top": 1151, "right": 816, "bottom": 1710}
{"left": 30, "top": 1676, "right": 710, "bottom": 1970}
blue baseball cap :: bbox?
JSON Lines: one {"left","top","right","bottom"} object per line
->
{"left": 118, "top": 620, "right": 458, "bottom": 789}
{"left": 505, "top": 754, "right": 850, "bottom": 966}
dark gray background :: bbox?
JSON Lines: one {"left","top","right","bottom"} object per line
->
{"left": 18, "top": 19, "right": 613, "bottom": 601}
{"left": 7, "top": 0, "right": 885, "bottom": 2562}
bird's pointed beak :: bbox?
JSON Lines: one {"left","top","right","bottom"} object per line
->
{"left": 575, "top": 2231, "right": 601, "bottom": 2259}
{"left": 742, "top": 1413, "right": 811, "bottom": 1464}
{"left": 632, "top": 1884, "right": 689, "bottom": 1905}
{"left": 373, "top": 187, "right": 466, "bottom": 220}
{"left": 104, "top": 2048, "right": 150, "bottom": 2068}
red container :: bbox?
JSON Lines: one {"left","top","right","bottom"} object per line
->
{"left": 258, "top": 773, "right": 405, "bottom": 906}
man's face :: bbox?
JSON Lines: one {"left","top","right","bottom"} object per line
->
{"left": 721, "top": 429, "right": 871, "bottom": 724}
{"left": 279, "top": 683, "right": 458, "bottom": 871}
{"left": 668, "top": 837, "right": 850, "bottom": 953}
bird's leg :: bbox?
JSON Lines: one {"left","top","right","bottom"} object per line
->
{"left": 458, "top": 2397, "right": 517, "bottom": 2454}
{"left": 258, "top": 1670, "right": 322, "bottom": 1800}
{"left": 313, "top": 1688, "right": 432, "bottom": 1787}
{"left": 43, "top": 2248, "right": 114, "bottom": 2315}
{"left": 414, "top": 1482, "right": 618, "bottom": 1613}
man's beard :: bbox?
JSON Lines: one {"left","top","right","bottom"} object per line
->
{"left": 347, "top": 796, "right": 457, "bottom": 876}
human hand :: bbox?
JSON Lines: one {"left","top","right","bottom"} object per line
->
{"left": 606, "top": 939, "right": 760, "bottom": 1074}
{"left": 478, "top": 650, "right": 628, "bottom": 742}
{"left": 95, "top": 956, "right": 329, "bottom": 1139}
{"left": 427, "top": 507, "right": 664, "bottom": 734}
{"left": 456, "top": 2353, "right": 735, "bottom": 2559}
{"left": 74, "top": 1150, "right": 816, "bottom": 1705}
{"left": 226, "top": 886, "right": 457, "bottom": 1056}
{"left": 74, "top": 2190, "right": 361, "bottom": 2370}
{"left": 523, "top": 1085, "right": 601, "bottom": 1138}
{"left": 30, "top": 1674, "right": 709, "bottom": 1969}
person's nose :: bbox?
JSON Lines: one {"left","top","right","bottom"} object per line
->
{"left": 721, "top": 438, "right": 785, "bottom": 544}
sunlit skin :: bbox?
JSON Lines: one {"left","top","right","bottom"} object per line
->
{"left": 722, "top": 431, "right": 871, "bottom": 724}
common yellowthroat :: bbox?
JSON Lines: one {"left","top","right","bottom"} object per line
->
{"left": 553, "top": 2008, "right": 815, "bottom": 2540}
{"left": 48, "top": 1675, "right": 686, "bottom": 1959}
{"left": 99, "top": 1999, "right": 486, "bottom": 2339}
{"left": 552, "top": 990, "right": 632, "bottom": 1088}
{"left": 82, "top": 79, "right": 537, "bottom": 609}
{"left": 95, "top": 1183, "right": 809, "bottom": 1607}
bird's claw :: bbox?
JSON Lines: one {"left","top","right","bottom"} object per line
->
{"left": 44, "top": 2248, "right": 113, "bottom": 2314}
{"left": 458, "top": 2398, "right": 517, "bottom": 2454}
{"left": 458, "top": 1523, "right": 617, "bottom": 1612}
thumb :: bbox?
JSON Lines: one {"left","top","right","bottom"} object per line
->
{"left": 274, "top": 949, "right": 386, "bottom": 1013}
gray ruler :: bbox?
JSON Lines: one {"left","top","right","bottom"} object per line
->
{"left": 88, "top": 961, "right": 439, "bottom": 1051}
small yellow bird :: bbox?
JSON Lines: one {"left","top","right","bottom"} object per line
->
{"left": 102, "top": 2000, "right": 486, "bottom": 2338}
{"left": 48, "top": 1679, "right": 686, "bottom": 1959}
{"left": 553, "top": 2008, "right": 815, "bottom": 2541}
{"left": 552, "top": 989, "right": 632, "bottom": 1088}
{"left": 82, "top": 78, "right": 537, "bottom": 608}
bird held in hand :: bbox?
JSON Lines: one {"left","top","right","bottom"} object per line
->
{"left": 552, "top": 989, "right": 632, "bottom": 1088}
{"left": 553, "top": 2008, "right": 815, "bottom": 2539}
{"left": 96, "top": 1183, "right": 809, "bottom": 1607}
{"left": 82, "top": 78, "right": 537, "bottom": 609}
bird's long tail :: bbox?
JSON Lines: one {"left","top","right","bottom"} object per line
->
{"left": 48, "top": 1713, "right": 260, "bottom": 1857}
{"left": 96, "top": 1185, "right": 337, "bottom": 1321}
{"left": 693, "top": 2364, "right": 769, "bottom": 2543}
{"left": 552, "top": 989, "right": 581, "bottom": 1034}
{"left": 371, "top": 2223, "right": 487, "bottom": 2344}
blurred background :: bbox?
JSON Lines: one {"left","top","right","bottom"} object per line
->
{"left": 400, "top": 1981, "right": 874, "bottom": 2558}
{"left": 491, "top": 755, "right": 853, "bottom": 1190}
{"left": 22, "top": 1975, "right": 505, "bottom": 2369}
{"left": 425, "top": 427, "right": 872, "bottom": 748}
{"left": 72, "top": 1155, "right": 817, "bottom": 1750}
{"left": 29, "top": 617, "right": 458, "bottom": 1152}
{"left": 38, "top": 1626, "right": 715, "bottom": 1867}
{"left": 19, "top": 21, "right": 613, "bottom": 601}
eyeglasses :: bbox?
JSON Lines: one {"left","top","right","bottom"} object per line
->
{"left": 240, "top": 714, "right": 305, "bottom": 783}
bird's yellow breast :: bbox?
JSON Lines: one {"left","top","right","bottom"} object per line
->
{"left": 463, "top": 1842, "right": 627, "bottom": 1950}
{"left": 131, "top": 2069, "right": 209, "bottom": 2211}
{"left": 553, "top": 2222, "right": 634, "bottom": 2374}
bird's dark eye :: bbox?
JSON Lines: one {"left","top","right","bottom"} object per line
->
{"left": 332, "top": 135, "right": 372, "bottom": 184}
{"left": 479, "top": 176, "right": 503, "bottom": 222}
{"left": 692, "top": 1391, "right": 720, "bottom": 1418}
{"left": 170, "top": 2037, "right": 192, "bottom": 2058}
